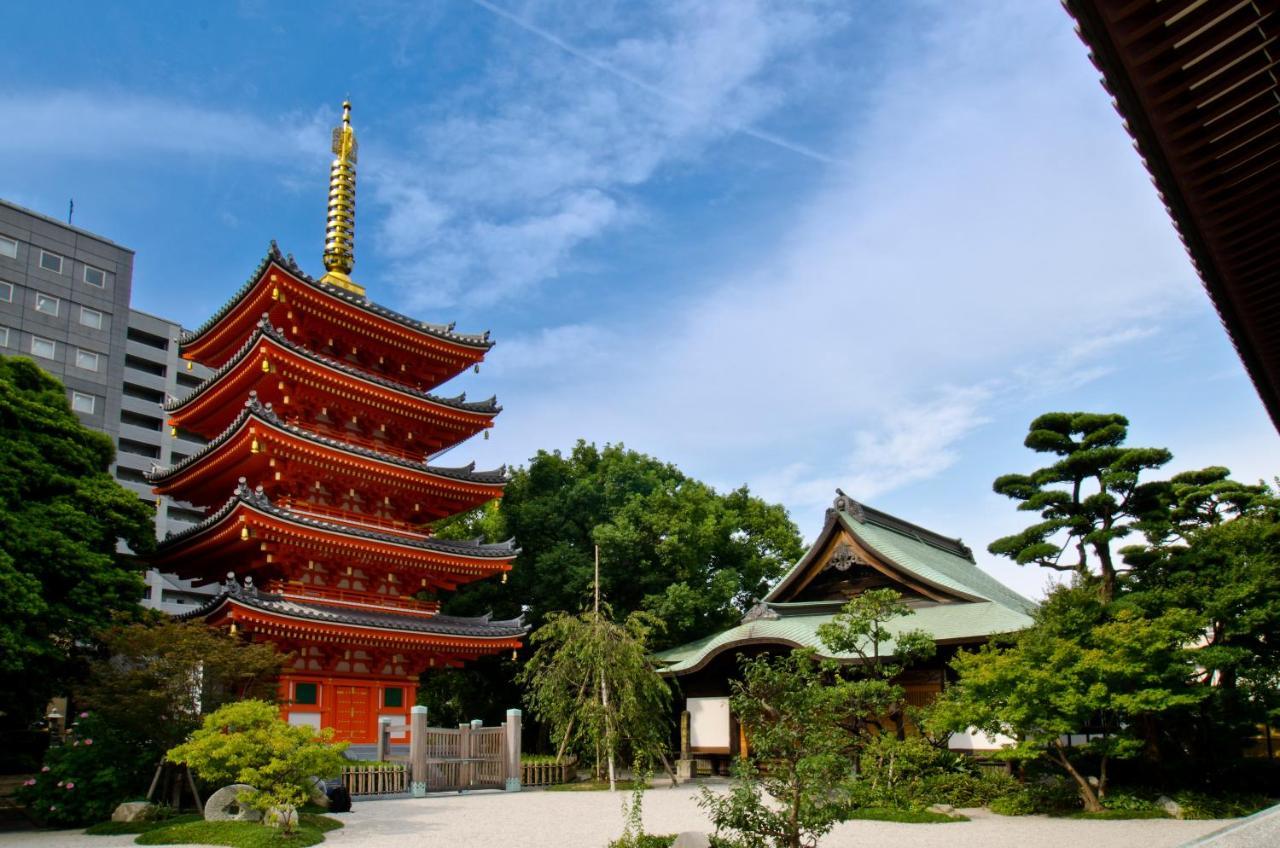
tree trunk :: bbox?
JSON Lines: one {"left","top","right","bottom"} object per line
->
{"left": 787, "top": 778, "right": 802, "bottom": 848}
{"left": 1052, "top": 742, "right": 1102, "bottom": 812}
{"left": 1094, "top": 541, "right": 1116, "bottom": 603}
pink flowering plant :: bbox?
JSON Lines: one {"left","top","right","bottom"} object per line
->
{"left": 16, "top": 712, "right": 153, "bottom": 828}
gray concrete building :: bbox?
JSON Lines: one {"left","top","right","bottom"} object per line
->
{"left": 119, "top": 308, "right": 217, "bottom": 612}
{"left": 0, "top": 199, "right": 215, "bottom": 613}
{"left": 0, "top": 199, "right": 132, "bottom": 438}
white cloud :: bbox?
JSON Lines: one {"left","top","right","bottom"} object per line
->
{"left": 0, "top": 91, "right": 328, "bottom": 162}
{"left": 369, "top": 0, "right": 848, "bottom": 309}
{"left": 457, "top": 1, "right": 1214, "bottom": 587}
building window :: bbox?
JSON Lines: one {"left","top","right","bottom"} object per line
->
{"left": 0, "top": 327, "right": 8, "bottom": 348}
{"left": 80, "top": 306, "right": 104, "bottom": 329}
{"left": 83, "top": 265, "right": 106, "bottom": 287}
{"left": 294, "top": 682, "right": 319, "bottom": 705}
{"left": 31, "top": 336, "right": 56, "bottom": 359}
{"left": 0, "top": 280, "right": 11, "bottom": 301}
{"left": 0, "top": 235, "right": 16, "bottom": 258}
{"left": 71, "top": 392, "right": 96, "bottom": 414}
{"left": 75, "top": 349, "right": 101, "bottom": 372}
{"left": 383, "top": 687, "right": 404, "bottom": 708}
{"left": 39, "top": 250, "right": 64, "bottom": 274}
{"left": 34, "top": 292, "right": 60, "bottom": 316}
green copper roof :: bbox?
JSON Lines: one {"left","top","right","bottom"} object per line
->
{"left": 655, "top": 495, "right": 1036, "bottom": 676}
{"left": 654, "top": 601, "right": 1032, "bottom": 674}
{"left": 834, "top": 513, "right": 1036, "bottom": 615}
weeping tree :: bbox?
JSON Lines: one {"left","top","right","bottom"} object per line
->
{"left": 518, "top": 599, "right": 672, "bottom": 790}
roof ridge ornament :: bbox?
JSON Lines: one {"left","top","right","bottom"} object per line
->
{"left": 320, "top": 100, "right": 364, "bottom": 297}
{"left": 829, "top": 488, "right": 864, "bottom": 522}
{"left": 742, "top": 602, "right": 780, "bottom": 623}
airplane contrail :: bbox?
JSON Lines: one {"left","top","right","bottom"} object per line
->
{"left": 466, "top": 0, "right": 845, "bottom": 167}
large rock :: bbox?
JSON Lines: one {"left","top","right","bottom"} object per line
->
{"left": 671, "top": 833, "right": 711, "bottom": 848}
{"left": 204, "top": 784, "right": 262, "bottom": 822}
{"left": 1158, "top": 795, "right": 1184, "bottom": 819}
{"left": 111, "top": 802, "right": 155, "bottom": 823}
{"left": 309, "top": 777, "right": 330, "bottom": 809}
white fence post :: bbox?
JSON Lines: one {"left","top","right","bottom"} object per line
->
{"left": 409, "top": 705, "right": 428, "bottom": 797}
{"left": 505, "top": 708, "right": 522, "bottom": 792}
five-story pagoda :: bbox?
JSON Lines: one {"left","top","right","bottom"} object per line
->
{"left": 149, "top": 102, "right": 525, "bottom": 744}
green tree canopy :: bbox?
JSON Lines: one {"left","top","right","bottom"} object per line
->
{"left": 816, "top": 588, "right": 935, "bottom": 738}
{"left": 81, "top": 617, "right": 284, "bottom": 756}
{"left": 438, "top": 441, "right": 804, "bottom": 645}
{"left": 701, "top": 650, "right": 857, "bottom": 848}
{"left": 424, "top": 441, "right": 804, "bottom": 726}
{"left": 0, "top": 356, "right": 155, "bottom": 729}
{"left": 167, "top": 700, "right": 348, "bottom": 825}
{"left": 518, "top": 603, "right": 671, "bottom": 786}
{"left": 1123, "top": 472, "right": 1280, "bottom": 759}
{"left": 927, "top": 584, "right": 1202, "bottom": 811}
{"left": 988, "top": 411, "right": 1171, "bottom": 601}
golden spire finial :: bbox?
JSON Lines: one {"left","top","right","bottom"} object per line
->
{"left": 321, "top": 99, "right": 364, "bottom": 296}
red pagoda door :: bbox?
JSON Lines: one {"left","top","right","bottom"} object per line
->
{"left": 334, "top": 685, "right": 371, "bottom": 743}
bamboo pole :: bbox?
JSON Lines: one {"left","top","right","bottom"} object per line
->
{"left": 596, "top": 544, "right": 616, "bottom": 792}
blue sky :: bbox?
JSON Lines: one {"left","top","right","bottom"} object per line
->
{"left": 4, "top": 0, "right": 1278, "bottom": 599}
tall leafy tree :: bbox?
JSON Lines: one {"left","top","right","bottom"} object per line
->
{"left": 927, "top": 584, "right": 1202, "bottom": 811}
{"left": 989, "top": 412, "right": 1171, "bottom": 601}
{"left": 0, "top": 356, "right": 155, "bottom": 730}
{"left": 436, "top": 441, "right": 803, "bottom": 645}
{"left": 1123, "top": 470, "right": 1280, "bottom": 760}
{"left": 425, "top": 441, "right": 803, "bottom": 726}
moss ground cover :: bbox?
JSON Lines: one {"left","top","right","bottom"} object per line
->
{"left": 842, "top": 807, "right": 968, "bottom": 823}
{"left": 84, "top": 812, "right": 342, "bottom": 846}
{"left": 546, "top": 779, "right": 650, "bottom": 792}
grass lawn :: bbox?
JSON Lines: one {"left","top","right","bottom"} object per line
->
{"left": 84, "top": 812, "right": 343, "bottom": 846}
{"left": 843, "top": 807, "right": 969, "bottom": 823}
{"left": 546, "top": 780, "right": 651, "bottom": 792}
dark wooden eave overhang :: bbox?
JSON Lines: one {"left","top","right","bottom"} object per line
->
{"left": 175, "top": 582, "right": 528, "bottom": 652}
{"left": 180, "top": 242, "right": 493, "bottom": 381}
{"left": 151, "top": 481, "right": 517, "bottom": 585}
{"left": 166, "top": 316, "right": 499, "bottom": 441}
{"left": 1064, "top": 0, "right": 1280, "bottom": 430}
{"left": 146, "top": 396, "right": 507, "bottom": 515}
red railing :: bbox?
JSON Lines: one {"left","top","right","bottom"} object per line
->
{"left": 279, "top": 498, "right": 427, "bottom": 537}
{"left": 264, "top": 581, "right": 440, "bottom": 616}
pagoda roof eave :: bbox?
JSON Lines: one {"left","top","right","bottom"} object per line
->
{"left": 153, "top": 482, "right": 520, "bottom": 563}
{"left": 165, "top": 317, "right": 501, "bottom": 419}
{"left": 175, "top": 586, "right": 529, "bottom": 642}
{"left": 145, "top": 396, "right": 509, "bottom": 489}
{"left": 180, "top": 242, "right": 494, "bottom": 355}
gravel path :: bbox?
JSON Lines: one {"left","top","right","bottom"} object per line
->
{"left": 0, "top": 784, "right": 1241, "bottom": 848}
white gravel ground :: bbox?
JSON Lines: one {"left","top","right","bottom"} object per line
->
{"left": 0, "top": 783, "right": 1241, "bottom": 848}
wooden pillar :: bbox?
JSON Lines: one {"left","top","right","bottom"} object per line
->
{"left": 680, "top": 710, "right": 690, "bottom": 759}
{"left": 505, "top": 708, "right": 522, "bottom": 792}
{"left": 409, "top": 705, "right": 427, "bottom": 797}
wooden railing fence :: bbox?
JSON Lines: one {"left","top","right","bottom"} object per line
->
{"left": 341, "top": 708, "right": 523, "bottom": 797}
{"left": 339, "top": 763, "right": 409, "bottom": 796}
{"left": 520, "top": 757, "right": 577, "bottom": 787}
